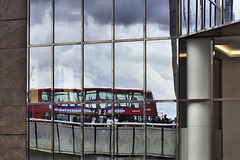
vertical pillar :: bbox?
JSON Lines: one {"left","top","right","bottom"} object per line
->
{"left": 187, "top": 39, "right": 211, "bottom": 160}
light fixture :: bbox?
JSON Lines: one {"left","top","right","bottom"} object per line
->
{"left": 215, "top": 45, "right": 240, "bottom": 57}
{"left": 179, "top": 53, "right": 187, "bottom": 57}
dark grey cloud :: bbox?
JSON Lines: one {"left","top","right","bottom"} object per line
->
{"left": 85, "top": 0, "right": 112, "bottom": 25}
{"left": 31, "top": 0, "right": 171, "bottom": 31}
{"left": 30, "top": 0, "right": 51, "bottom": 25}
{"left": 55, "top": 0, "right": 81, "bottom": 22}
{"left": 147, "top": 0, "right": 170, "bottom": 30}
{"left": 85, "top": 0, "right": 170, "bottom": 30}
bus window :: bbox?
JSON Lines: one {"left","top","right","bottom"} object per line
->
{"left": 133, "top": 92, "right": 144, "bottom": 100}
{"left": 69, "top": 91, "right": 79, "bottom": 102}
{"left": 99, "top": 90, "right": 112, "bottom": 100}
{"left": 44, "top": 112, "right": 50, "bottom": 120}
{"left": 117, "top": 91, "right": 131, "bottom": 100}
{"left": 54, "top": 91, "right": 68, "bottom": 102}
{"left": 55, "top": 114, "right": 68, "bottom": 121}
{"left": 132, "top": 92, "right": 144, "bottom": 108}
{"left": 41, "top": 91, "right": 50, "bottom": 102}
{"left": 85, "top": 104, "right": 97, "bottom": 108}
{"left": 85, "top": 90, "right": 97, "bottom": 100}
{"left": 116, "top": 91, "right": 131, "bottom": 108}
{"left": 70, "top": 115, "right": 79, "bottom": 122}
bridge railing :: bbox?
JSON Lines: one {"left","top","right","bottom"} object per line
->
{"left": 29, "top": 118, "right": 176, "bottom": 158}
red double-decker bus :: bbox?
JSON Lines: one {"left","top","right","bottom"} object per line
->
{"left": 29, "top": 88, "right": 157, "bottom": 123}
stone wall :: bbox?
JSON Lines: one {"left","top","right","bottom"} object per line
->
{"left": 0, "top": 0, "right": 27, "bottom": 159}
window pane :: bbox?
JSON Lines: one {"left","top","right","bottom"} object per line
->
{"left": 233, "top": 0, "right": 240, "bottom": 21}
{"left": 214, "top": 101, "right": 240, "bottom": 160}
{"left": 189, "top": 0, "right": 196, "bottom": 32}
{"left": 147, "top": 102, "right": 176, "bottom": 157}
{"left": 214, "top": 38, "right": 240, "bottom": 98}
{"left": 115, "top": 42, "right": 143, "bottom": 89}
{"left": 211, "top": 3, "right": 215, "bottom": 27}
{"left": 55, "top": 0, "right": 81, "bottom": 43}
{"left": 181, "top": 0, "right": 188, "bottom": 34}
{"left": 30, "top": 0, "right": 51, "bottom": 44}
{"left": 54, "top": 45, "right": 81, "bottom": 89}
{"left": 147, "top": 40, "right": 176, "bottom": 100}
{"left": 205, "top": 0, "right": 210, "bottom": 28}
{"left": 216, "top": 0, "right": 221, "bottom": 25}
{"left": 84, "top": 43, "right": 111, "bottom": 88}
{"left": 197, "top": 0, "right": 201, "bottom": 31}
{"left": 84, "top": 0, "right": 111, "bottom": 41}
{"left": 147, "top": 0, "right": 170, "bottom": 37}
{"left": 30, "top": 47, "right": 51, "bottom": 90}
{"left": 115, "top": 0, "right": 143, "bottom": 39}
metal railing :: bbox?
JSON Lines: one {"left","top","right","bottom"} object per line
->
{"left": 29, "top": 118, "right": 176, "bottom": 158}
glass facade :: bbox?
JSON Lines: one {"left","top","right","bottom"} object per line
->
{"left": 26, "top": 0, "right": 240, "bottom": 159}
{"left": 27, "top": 0, "right": 177, "bottom": 159}
{"left": 180, "top": 0, "right": 240, "bottom": 35}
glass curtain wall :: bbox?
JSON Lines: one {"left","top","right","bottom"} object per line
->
{"left": 180, "top": 0, "right": 240, "bottom": 35}
{"left": 27, "top": 0, "right": 177, "bottom": 159}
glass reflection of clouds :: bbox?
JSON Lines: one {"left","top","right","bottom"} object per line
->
{"left": 147, "top": 0, "right": 170, "bottom": 37}
{"left": 30, "top": 0, "right": 51, "bottom": 44}
{"left": 115, "top": 0, "right": 143, "bottom": 39}
{"left": 84, "top": 44, "right": 112, "bottom": 88}
{"left": 233, "top": 0, "right": 240, "bottom": 21}
{"left": 147, "top": 40, "right": 176, "bottom": 100}
{"left": 55, "top": 0, "right": 81, "bottom": 43}
{"left": 30, "top": 47, "right": 51, "bottom": 89}
{"left": 115, "top": 42, "right": 143, "bottom": 89}
{"left": 54, "top": 45, "right": 81, "bottom": 89}
{"left": 84, "top": 0, "right": 111, "bottom": 41}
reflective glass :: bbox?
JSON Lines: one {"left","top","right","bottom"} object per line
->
{"left": 84, "top": 43, "right": 111, "bottom": 88}
{"left": 29, "top": 109, "right": 53, "bottom": 157}
{"left": 181, "top": 0, "right": 188, "bottom": 34}
{"left": 225, "top": 0, "right": 235, "bottom": 23}
{"left": 30, "top": 0, "right": 51, "bottom": 44}
{"left": 214, "top": 101, "right": 240, "bottom": 160}
{"left": 205, "top": 0, "right": 210, "bottom": 28}
{"left": 211, "top": 3, "right": 215, "bottom": 27}
{"left": 147, "top": 102, "right": 176, "bottom": 157}
{"left": 147, "top": 40, "right": 176, "bottom": 100}
{"left": 54, "top": 45, "right": 81, "bottom": 90}
{"left": 115, "top": 42, "right": 143, "bottom": 89}
{"left": 216, "top": 0, "right": 221, "bottom": 25}
{"left": 233, "top": 0, "right": 240, "bottom": 21}
{"left": 99, "top": 90, "right": 112, "bottom": 100}
{"left": 214, "top": 38, "right": 240, "bottom": 98}
{"left": 55, "top": 0, "right": 81, "bottom": 43}
{"left": 84, "top": 0, "right": 111, "bottom": 41}
{"left": 115, "top": 0, "right": 143, "bottom": 39}
{"left": 30, "top": 47, "right": 51, "bottom": 91}
{"left": 197, "top": 0, "right": 201, "bottom": 31}
{"left": 189, "top": 0, "right": 196, "bottom": 32}
{"left": 147, "top": 0, "right": 170, "bottom": 37}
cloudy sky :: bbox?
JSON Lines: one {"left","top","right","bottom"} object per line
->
{"left": 29, "top": 0, "right": 176, "bottom": 118}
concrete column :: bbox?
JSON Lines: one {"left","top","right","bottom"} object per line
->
{"left": 187, "top": 39, "right": 211, "bottom": 160}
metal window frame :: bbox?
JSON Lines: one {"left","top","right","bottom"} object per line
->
{"left": 27, "top": 0, "right": 179, "bottom": 160}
